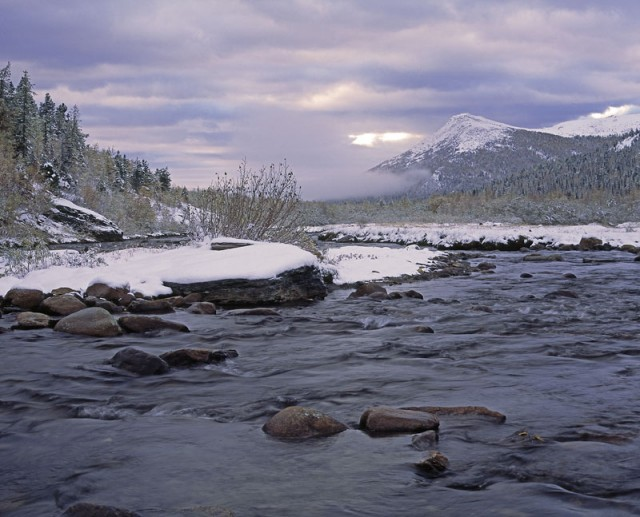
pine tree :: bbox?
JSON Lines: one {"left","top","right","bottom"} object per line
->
{"left": 12, "top": 70, "right": 38, "bottom": 164}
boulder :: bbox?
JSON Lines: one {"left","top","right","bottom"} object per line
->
{"left": 63, "top": 502, "right": 141, "bottom": 516}
{"left": 13, "top": 311, "right": 51, "bottom": 330}
{"left": 40, "top": 294, "right": 87, "bottom": 316}
{"left": 262, "top": 406, "right": 348, "bottom": 439}
{"left": 4, "top": 288, "right": 45, "bottom": 311}
{"left": 186, "top": 301, "right": 217, "bottom": 314}
{"left": 54, "top": 307, "right": 121, "bottom": 337}
{"left": 415, "top": 451, "right": 449, "bottom": 476}
{"left": 164, "top": 265, "right": 327, "bottom": 306}
{"left": 109, "top": 347, "right": 169, "bottom": 375}
{"left": 118, "top": 315, "right": 189, "bottom": 333}
{"left": 414, "top": 326, "right": 435, "bottom": 333}
{"left": 360, "top": 406, "right": 439, "bottom": 434}
{"left": 127, "top": 299, "right": 175, "bottom": 314}
{"left": 85, "top": 282, "right": 130, "bottom": 304}
{"left": 159, "top": 348, "right": 238, "bottom": 367}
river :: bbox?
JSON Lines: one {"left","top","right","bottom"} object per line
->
{"left": 1, "top": 249, "right": 640, "bottom": 516}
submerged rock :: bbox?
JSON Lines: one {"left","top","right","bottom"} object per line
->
{"left": 62, "top": 502, "right": 141, "bottom": 516}
{"left": 262, "top": 406, "right": 348, "bottom": 439}
{"left": 411, "top": 430, "right": 439, "bottom": 450}
{"left": 186, "top": 301, "right": 217, "bottom": 314}
{"left": 127, "top": 299, "right": 175, "bottom": 314}
{"left": 402, "top": 405, "right": 506, "bottom": 423}
{"left": 54, "top": 307, "right": 121, "bottom": 337}
{"left": 109, "top": 347, "right": 169, "bottom": 375}
{"left": 159, "top": 348, "right": 238, "bottom": 367}
{"left": 360, "top": 406, "right": 439, "bottom": 434}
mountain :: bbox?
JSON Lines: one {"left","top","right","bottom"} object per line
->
{"left": 370, "top": 112, "right": 639, "bottom": 196}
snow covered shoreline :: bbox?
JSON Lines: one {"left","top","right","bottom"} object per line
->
{"left": 312, "top": 222, "right": 640, "bottom": 250}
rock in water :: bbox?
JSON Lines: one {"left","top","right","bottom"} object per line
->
{"left": 40, "top": 294, "right": 87, "bottom": 316}
{"left": 109, "top": 347, "right": 169, "bottom": 375}
{"left": 54, "top": 307, "right": 121, "bottom": 337}
{"left": 415, "top": 451, "right": 449, "bottom": 476}
{"left": 3, "top": 288, "right": 45, "bottom": 311}
{"left": 263, "top": 406, "right": 347, "bottom": 439}
{"left": 159, "top": 348, "right": 238, "bottom": 367}
{"left": 13, "top": 311, "right": 51, "bottom": 330}
{"left": 117, "top": 315, "right": 189, "bottom": 333}
{"left": 360, "top": 406, "right": 439, "bottom": 434}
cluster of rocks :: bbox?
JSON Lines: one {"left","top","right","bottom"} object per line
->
{"left": 0, "top": 282, "right": 217, "bottom": 337}
{"left": 262, "top": 404, "right": 506, "bottom": 477}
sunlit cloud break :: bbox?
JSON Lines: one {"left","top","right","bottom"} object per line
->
{"left": 349, "top": 132, "right": 422, "bottom": 147}
{"left": 588, "top": 104, "right": 640, "bottom": 119}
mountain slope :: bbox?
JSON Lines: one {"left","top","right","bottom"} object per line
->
{"left": 371, "top": 112, "right": 640, "bottom": 197}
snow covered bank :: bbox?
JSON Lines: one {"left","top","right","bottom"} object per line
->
{"left": 0, "top": 239, "right": 319, "bottom": 298}
{"left": 314, "top": 222, "right": 640, "bottom": 250}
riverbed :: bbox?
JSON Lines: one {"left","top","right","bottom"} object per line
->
{"left": 1, "top": 249, "right": 640, "bottom": 516}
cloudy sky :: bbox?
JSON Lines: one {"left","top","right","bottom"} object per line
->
{"left": 2, "top": 0, "right": 639, "bottom": 199}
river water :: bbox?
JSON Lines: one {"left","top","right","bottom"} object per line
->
{"left": 1, "top": 249, "right": 640, "bottom": 516}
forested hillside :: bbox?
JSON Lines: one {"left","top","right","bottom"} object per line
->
{"left": 0, "top": 63, "right": 185, "bottom": 241}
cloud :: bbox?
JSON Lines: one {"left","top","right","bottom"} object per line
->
{"left": 588, "top": 105, "right": 640, "bottom": 119}
{"left": 349, "top": 132, "right": 422, "bottom": 147}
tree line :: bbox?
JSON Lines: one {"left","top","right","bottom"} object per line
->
{"left": 0, "top": 62, "right": 182, "bottom": 240}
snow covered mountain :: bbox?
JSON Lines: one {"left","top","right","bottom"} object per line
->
{"left": 371, "top": 111, "right": 640, "bottom": 196}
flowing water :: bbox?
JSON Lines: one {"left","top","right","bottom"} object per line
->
{"left": 2, "top": 249, "right": 640, "bottom": 516}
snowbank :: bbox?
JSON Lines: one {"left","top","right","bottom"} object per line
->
{"left": 0, "top": 239, "right": 319, "bottom": 298}
{"left": 314, "top": 222, "right": 640, "bottom": 249}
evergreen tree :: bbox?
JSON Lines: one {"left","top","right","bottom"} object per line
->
{"left": 154, "top": 166, "right": 171, "bottom": 191}
{"left": 12, "top": 70, "right": 38, "bottom": 164}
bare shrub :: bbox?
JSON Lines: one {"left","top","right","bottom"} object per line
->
{"left": 191, "top": 160, "right": 307, "bottom": 245}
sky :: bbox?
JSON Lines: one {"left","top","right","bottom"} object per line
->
{"left": 2, "top": 0, "right": 639, "bottom": 199}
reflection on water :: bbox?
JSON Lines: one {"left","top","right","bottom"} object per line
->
{"left": 1, "top": 250, "right": 640, "bottom": 516}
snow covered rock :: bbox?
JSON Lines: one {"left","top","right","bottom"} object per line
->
{"left": 45, "top": 198, "right": 123, "bottom": 242}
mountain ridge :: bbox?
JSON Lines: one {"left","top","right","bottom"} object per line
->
{"left": 370, "top": 110, "right": 640, "bottom": 196}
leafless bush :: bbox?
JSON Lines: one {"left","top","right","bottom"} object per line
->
{"left": 191, "top": 160, "right": 307, "bottom": 245}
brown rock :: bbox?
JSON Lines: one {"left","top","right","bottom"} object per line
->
{"left": 186, "top": 301, "right": 217, "bottom": 314}
{"left": 523, "top": 253, "right": 564, "bottom": 262}
{"left": 127, "top": 299, "right": 174, "bottom": 314}
{"left": 13, "top": 311, "right": 51, "bottom": 330}
{"left": 40, "top": 294, "right": 87, "bottom": 316}
{"left": 182, "top": 292, "right": 204, "bottom": 304}
{"left": 348, "top": 282, "right": 389, "bottom": 299}
{"left": 263, "top": 406, "right": 348, "bottom": 439}
{"left": 579, "top": 236, "right": 603, "bottom": 250}
{"left": 54, "top": 307, "right": 121, "bottom": 337}
{"left": 360, "top": 406, "right": 439, "bottom": 434}
{"left": 403, "top": 405, "right": 506, "bottom": 423}
{"left": 159, "top": 348, "right": 238, "bottom": 367}
{"left": 85, "top": 282, "right": 130, "bottom": 304}
{"left": 4, "top": 288, "right": 45, "bottom": 311}
{"left": 118, "top": 315, "right": 189, "bottom": 333}
{"left": 415, "top": 451, "right": 449, "bottom": 476}
{"left": 226, "top": 307, "right": 279, "bottom": 316}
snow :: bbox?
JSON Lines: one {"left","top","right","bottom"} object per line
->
{"left": 315, "top": 222, "right": 640, "bottom": 249}
{"left": 0, "top": 239, "right": 320, "bottom": 298}
{"left": 323, "top": 244, "right": 442, "bottom": 284}
{"left": 52, "top": 197, "right": 114, "bottom": 224}
{"left": 542, "top": 113, "right": 640, "bottom": 138}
